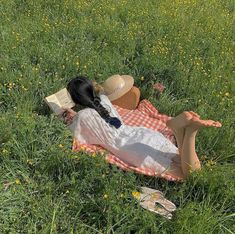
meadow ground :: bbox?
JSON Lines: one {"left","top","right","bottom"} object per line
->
{"left": 0, "top": 0, "right": 234, "bottom": 233}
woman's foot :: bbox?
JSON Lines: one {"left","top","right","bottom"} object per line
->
{"left": 187, "top": 117, "right": 222, "bottom": 131}
{"left": 166, "top": 111, "right": 219, "bottom": 153}
{"left": 166, "top": 111, "right": 220, "bottom": 132}
{"left": 166, "top": 111, "right": 193, "bottom": 130}
{"left": 189, "top": 111, "right": 200, "bottom": 119}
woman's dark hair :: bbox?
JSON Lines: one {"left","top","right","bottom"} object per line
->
{"left": 67, "top": 76, "right": 122, "bottom": 129}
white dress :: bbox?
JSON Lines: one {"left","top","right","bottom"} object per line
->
{"left": 70, "top": 95, "right": 178, "bottom": 174}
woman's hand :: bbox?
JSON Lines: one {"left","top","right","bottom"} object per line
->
{"left": 61, "top": 107, "right": 77, "bottom": 125}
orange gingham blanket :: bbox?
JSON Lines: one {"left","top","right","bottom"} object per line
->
{"left": 72, "top": 99, "right": 181, "bottom": 181}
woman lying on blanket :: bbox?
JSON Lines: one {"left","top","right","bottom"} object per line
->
{"left": 64, "top": 75, "right": 222, "bottom": 180}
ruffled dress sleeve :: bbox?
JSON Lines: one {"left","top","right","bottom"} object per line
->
{"left": 69, "top": 101, "right": 121, "bottom": 147}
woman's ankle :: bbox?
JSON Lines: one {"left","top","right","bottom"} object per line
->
{"left": 185, "top": 126, "right": 199, "bottom": 136}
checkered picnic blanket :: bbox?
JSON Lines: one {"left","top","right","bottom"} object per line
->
{"left": 72, "top": 99, "right": 181, "bottom": 181}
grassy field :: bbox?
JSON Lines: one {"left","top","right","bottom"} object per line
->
{"left": 0, "top": 0, "right": 234, "bottom": 233}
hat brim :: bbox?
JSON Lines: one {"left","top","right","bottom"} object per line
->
{"left": 104, "top": 75, "right": 134, "bottom": 101}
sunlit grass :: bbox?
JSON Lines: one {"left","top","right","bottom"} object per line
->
{"left": 0, "top": 0, "right": 234, "bottom": 233}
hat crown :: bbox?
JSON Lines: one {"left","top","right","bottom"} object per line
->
{"left": 102, "top": 74, "right": 134, "bottom": 101}
{"left": 103, "top": 74, "right": 125, "bottom": 95}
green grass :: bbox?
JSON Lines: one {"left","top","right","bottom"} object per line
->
{"left": 0, "top": 0, "right": 234, "bottom": 233}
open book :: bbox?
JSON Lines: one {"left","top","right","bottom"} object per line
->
{"left": 44, "top": 88, "right": 75, "bottom": 115}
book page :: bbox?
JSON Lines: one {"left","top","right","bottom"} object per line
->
{"left": 45, "top": 94, "right": 63, "bottom": 115}
{"left": 55, "top": 88, "right": 75, "bottom": 110}
{"left": 45, "top": 88, "right": 75, "bottom": 115}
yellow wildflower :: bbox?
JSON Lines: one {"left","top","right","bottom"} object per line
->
{"left": 15, "top": 179, "right": 21, "bottom": 185}
{"left": 2, "top": 149, "right": 8, "bottom": 154}
{"left": 132, "top": 191, "right": 141, "bottom": 199}
{"left": 206, "top": 159, "right": 216, "bottom": 167}
{"left": 103, "top": 194, "right": 108, "bottom": 199}
{"left": 140, "top": 76, "right": 144, "bottom": 81}
{"left": 27, "top": 159, "right": 33, "bottom": 165}
{"left": 58, "top": 144, "right": 64, "bottom": 148}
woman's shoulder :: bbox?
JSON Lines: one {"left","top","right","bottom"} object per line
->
{"left": 100, "top": 94, "right": 113, "bottom": 107}
{"left": 78, "top": 107, "right": 97, "bottom": 117}
{"left": 100, "top": 94, "right": 109, "bottom": 102}
{"left": 78, "top": 108, "right": 104, "bottom": 125}
{"left": 100, "top": 94, "right": 123, "bottom": 120}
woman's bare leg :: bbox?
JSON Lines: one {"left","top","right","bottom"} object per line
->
{"left": 166, "top": 111, "right": 192, "bottom": 154}
{"left": 167, "top": 111, "right": 201, "bottom": 154}
{"left": 180, "top": 126, "right": 200, "bottom": 176}
{"left": 167, "top": 114, "right": 221, "bottom": 179}
{"left": 180, "top": 118, "right": 221, "bottom": 177}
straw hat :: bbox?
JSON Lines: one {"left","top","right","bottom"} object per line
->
{"left": 101, "top": 74, "right": 134, "bottom": 101}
